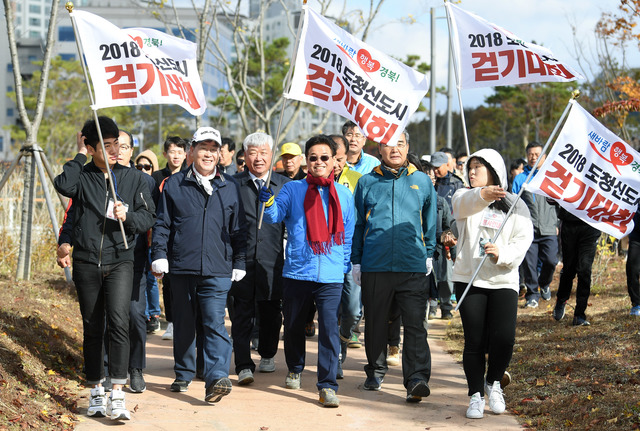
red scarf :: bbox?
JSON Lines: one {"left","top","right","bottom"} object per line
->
{"left": 304, "top": 172, "right": 345, "bottom": 255}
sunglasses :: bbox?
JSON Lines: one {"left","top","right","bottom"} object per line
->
{"left": 136, "top": 163, "right": 152, "bottom": 171}
{"left": 308, "top": 155, "right": 331, "bottom": 162}
{"left": 237, "top": 159, "right": 245, "bottom": 165}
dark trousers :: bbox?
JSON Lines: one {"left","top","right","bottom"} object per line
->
{"left": 162, "top": 275, "right": 173, "bottom": 322}
{"left": 627, "top": 239, "right": 640, "bottom": 307}
{"left": 454, "top": 283, "right": 517, "bottom": 396}
{"left": 129, "top": 270, "right": 147, "bottom": 370}
{"left": 170, "top": 274, "right": 232, "bottom": 387}
{"left": 361, "top": 272, "right": 431, "bottom": 388}
{"left": 523, "top": 234, "right": 558, "bottom": 300}
{"left": 556, "top": 222, "right": 600, "bottom": 319}
{"left": 388, "top": 300, "right": 401, "bottom": 347}
{"left": 73, "top": 260, "right": 133, "bottom": 385}
{"left": 230, "top": 282, "right": 282, "bottom": 374}
{"left": 282, "top": 278, "right": 341, "bottom": 392}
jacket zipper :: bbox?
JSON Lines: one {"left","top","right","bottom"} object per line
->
{"left": 98, "top": 175, "right": 109, "bottom": 267}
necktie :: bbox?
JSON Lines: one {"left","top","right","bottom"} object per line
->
{"left": 255, "top": 179, "right": 264, "bottom": 191}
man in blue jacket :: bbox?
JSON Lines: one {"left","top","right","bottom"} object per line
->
{"left": 259, "top": 134, "right": 355, "bottom": 408}
{"left": 352, "top": 130, "right": 437, "bottom": 403}
{"left": 151, "top": 126, "right": 247, "bottom": 403}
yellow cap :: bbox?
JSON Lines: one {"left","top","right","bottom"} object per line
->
{"left": 280, "top": 142, "right": 302, "bottom": 157}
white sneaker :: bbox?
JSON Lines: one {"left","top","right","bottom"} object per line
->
{"left": 258, "top": 357, "right": 276, "bottom": 373}
{"left": 87, "top": 386, "right": 107, "bottom": 417}
{"left": 485, "top": 380, "right": 506, "bottom": 414}
{"left": 162, "top": 322, "right": 174, "bottom": 340}
{"left": 107, "top": 389, "right": 131, "bottom": 420}
{"left": 466, "top": 392, "right": 485, "bottom": 419}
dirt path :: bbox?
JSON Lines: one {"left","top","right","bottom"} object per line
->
{"left": 74, "top": 318, "right": 522, "bottom": 430}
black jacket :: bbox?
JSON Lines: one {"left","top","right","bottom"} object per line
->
{"left": 54, "top": 154, "right": 155, "bottom": 265}
{"left": 151, "top": 166, "right": 247, "bottom": 276}
{"left": 231, "top": 171, "right": 290, "bottom": 301}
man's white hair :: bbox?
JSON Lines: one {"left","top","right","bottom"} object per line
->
{"left": 243, "top": 132, "right": 274, "bottom": 151}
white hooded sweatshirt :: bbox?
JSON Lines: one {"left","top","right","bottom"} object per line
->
{"left": 451, "top": 148, "right": 534, "bottom": 292}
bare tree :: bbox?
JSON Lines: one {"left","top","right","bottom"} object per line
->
{"left": 2, "top": 0, "right": 62, "bottom": 280}
{"left": 140, "top": 0, "right": 388, "bottom": 142}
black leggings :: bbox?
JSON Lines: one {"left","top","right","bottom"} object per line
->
{"left": 454, "top": 283, "right": 517, "bottom": 396}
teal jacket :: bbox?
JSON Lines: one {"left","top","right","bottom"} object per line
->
{"left": 352, "top": 163, "right": 437, "bottom": 272}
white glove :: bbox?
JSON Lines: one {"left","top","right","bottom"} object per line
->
{"left": 151, "top": 258, "right": 169, "bottom": 275}
{"left": 231, "top": 269, "right": 246, "bottom": 282}
{"left": 352, "top": 264, "right": 362, "bottom": 286}
{"left": 426, "top": 258, "right": 433, "bottom": 276}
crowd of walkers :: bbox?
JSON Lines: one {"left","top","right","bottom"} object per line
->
{"left": 55, "top": 117, "right": 632, "bottom": 422}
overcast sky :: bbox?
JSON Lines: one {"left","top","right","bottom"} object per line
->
{"left": 312, "top": 0, "right": 634, "bottom": 112}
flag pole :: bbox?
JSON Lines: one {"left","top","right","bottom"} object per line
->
{"left": 454, "top": 90, "right": 579, "bottom": 311}
{"left": 257, "top": 0, "right": 308, "bottom": 229}
{"left": 444, "top": 2, "right": 471, "bottom": 157}
{"left": 66, "top": 2, "right": 128, "bottom": 249}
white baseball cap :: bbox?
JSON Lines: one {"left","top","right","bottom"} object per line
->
{"left": 192, "top": 127, "right": 222, "bottom": 145}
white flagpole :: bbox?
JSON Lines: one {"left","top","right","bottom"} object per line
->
{"left": 454, "top": 90, "right": 580, "bottom": 311}
{"left": 444, "top": 1, "right": 471, "bottom": 157}
{"left": 66, "top": 2, "right": 128, "bottom": 249}
{"left": 257, "top": 0, "right": 308, "bottom": 229}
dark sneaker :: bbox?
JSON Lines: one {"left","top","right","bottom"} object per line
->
{"left": 553, "top": 302, "right": 566, "bottom": 321}
{"left": 318, "top": 388, "right": 340, "bottom": 407}
{"left": 147, "top": 315, "right": 160, "bottom": 334}
{"left": 363, "top": 376, "right": 383, "bottom": 391}
{"left": 205, "top": 377, "right": 232, "bottom": 403}
{"left": 128, "top": 368, "right": 146, "bottom": 393}
{"left": 441, "top": 310, "right": 454, "bottom": 320}
{"left": 500, "top": 370, "right": 511, "bottom": 389}
{"left": 406, "top": 379, "right": 430, "bottom": 403}
{"left": 304, "top": 322, "right": 316, "bottom": 337}
{"left": 572, "top": 316, "right": 591, "bottom": 326}
{"left": 540, "top": 286, "right": 551, "bottom": 301}
{"left": 524, "top": 298, "right": 538, "bottom": 309}
{"left": 170, "top": 379, "right": 191, "bottom": 392}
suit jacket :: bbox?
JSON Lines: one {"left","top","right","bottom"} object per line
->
{"left": 231, "top": 171, "right": 290, "bottom": 301}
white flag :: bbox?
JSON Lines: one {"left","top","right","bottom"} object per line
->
{"left": 445, "top": 3, "right": 584, "bottom": 89}
{"left": 524, "top": 100, "right": 640, "bottom": 239}
{"left": 286, "top": 7, "right": 429, "bottom": 146}
{"left": 71, "top": 10, "right": 206, "bottom": 116}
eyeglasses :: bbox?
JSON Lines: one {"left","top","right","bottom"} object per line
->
{"left": 382, "top": 143, "right": 407, "bottom": 150}
{"left": 119, "top": 145, "right": 131, "bottom": 151}
{"left": 136, "top": 163, "right": 152, "bottom": 171}
{"left": 308, "top": 155, "right": 331, "bottom": 162}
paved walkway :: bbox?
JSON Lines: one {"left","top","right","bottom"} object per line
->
{"left": 75, "top": 318, "right": 522, "bottom": 430}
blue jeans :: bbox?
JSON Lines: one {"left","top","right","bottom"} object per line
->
{"left": 145, "top": 271, "right": 161, "bottom": 317}
{"left": 73, "top": 260, "right": 133, "bottom": 385}
{"left": 339, "top": 270, "right": 361, "bottom": 342}
{"left": 282, "top": 278, "right": 342, "bottom": 392}
{"left": 170, "top": 274, "right": 232, "bottom": 387}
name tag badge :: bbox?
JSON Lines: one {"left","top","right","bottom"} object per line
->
{"left": 480, "top": 209, "right": 504, "bottom": 230}
{"left": 106, "top": 199, "right": 129, "bottom": 221}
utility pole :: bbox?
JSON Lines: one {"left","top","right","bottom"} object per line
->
{"left": 429, "top": 7, "right": 437, "bottom": 154}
